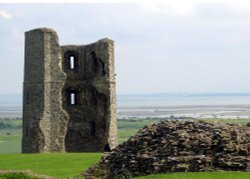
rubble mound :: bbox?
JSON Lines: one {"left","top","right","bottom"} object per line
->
{"left": 84, "top": 120, "right": 250, "bottom": 178}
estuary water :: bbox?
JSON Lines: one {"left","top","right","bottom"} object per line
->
{"left": 1, "top": 93, "right": 250, "bottom": 118}
{"left": 117, "top": 93, "right": 250, "bottom": 107}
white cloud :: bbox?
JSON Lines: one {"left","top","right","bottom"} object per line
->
{"left": 0, "top": 10, "right": 12, "bottom": 19}
{"left": 141, "top": 2, "right": 195, "bottom": 16}
{"left": 2, "top": 3, "right": 250, "bottom": 94}
{"left": 140, "top": 0, "right": 250, "bottom": 16}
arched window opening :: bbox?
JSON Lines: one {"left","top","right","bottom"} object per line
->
{"left": 69, "top": 55, "right": 75, "bottom": 70}
{"left": 64, "top": 51, "right": 78, "bottom": 72}
{"left": 67, "top": 90, "right": 77, "bottom": 106}
{"left": 70, "top": 92, "right": 76, "bottom": 105}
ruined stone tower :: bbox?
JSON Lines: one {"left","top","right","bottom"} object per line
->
{"left": 22, "top": 28, "right": 117, "bottom": 153}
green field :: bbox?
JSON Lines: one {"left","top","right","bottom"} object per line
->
{"left": 134, "top": 172, "right": 250, "bottom": 179}
{"left": 0, "top": 128, "right": 22, "bottom": 153}
{"left": 0, "top": 153, "right": 250, "bottom": 179}
{"left": 0, "top": 153, "right": 101, "bottom": 177}
{"left": 1, "top": 117, "right": 250, "bottom": 178}
{"left": 118, "top": 118, "right": 155, "bottom": 143}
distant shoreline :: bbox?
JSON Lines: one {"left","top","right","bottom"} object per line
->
{"left": 1, "top": 93, "right": 250, "bottom": 119}
{"left": 1, "top": 104, "right": 250, "bottom": 119}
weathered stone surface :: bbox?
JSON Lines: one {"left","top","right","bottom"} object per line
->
{"left": 83, "top": 120, "right": 250, "bottom": 178}
{"left": 22, "top": 28, "right": 117, "bottom": 153}
{"left": 61, "top": 39, "right": 117, "bottom": 152}
{"left": 22, "top": 28, "right": 68, "bottom": 153}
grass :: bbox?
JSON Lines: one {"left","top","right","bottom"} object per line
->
{"left": 0, "top": 153, "right": 102, "bottom": 177}
{"left": 118, "top": 119, "right": 153, "bottom": 129}
{"left": 0, "top": 173, "right": 36, "bottom": 179}
{"left": 0, "top": 118, "right": 153, "bottom": 150}
{"left": 135, "top": 172, "right": 250, "bottom": 179}
{"left": 117, "top": 118, "right": 164, "bottom": 143}
{"left": 0, "top": 128, "right": 22, "bottom": 154}
{"left": 0, "top": 141, "right": 21, "bottom": 153}
{"left": 1, "top": 154, "right": 250, "bottom": 179}
{"left": 1, "top": 117, "right": 250, "bottom": 152}
{"left": 207, "top": 118, "right": 250, "bottom": 125}
{"left": 118, "top": 129, "right": 138, "bottom": 143}
{"left": 0, "top": 171, "right": 44, "bottom": 179}
{"left": 1, "top": 117, "right": 250, "bottom": 178}
{"left": 0, "top": 128, "right": 21, "bottom": 136}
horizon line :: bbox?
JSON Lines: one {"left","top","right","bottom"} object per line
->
{"left": 2, "top": 92, "right": 250, "bottom": 96}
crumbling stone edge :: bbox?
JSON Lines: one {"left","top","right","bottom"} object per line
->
{"left": 82, "top": 120, "right": 250, "bottom": 179}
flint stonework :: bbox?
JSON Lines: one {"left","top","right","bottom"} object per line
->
{"left": 22, "top": 28, "right": 117, "bottom": 153}
{"left": 84, "top": 120, "right": 250, "bottom": 178}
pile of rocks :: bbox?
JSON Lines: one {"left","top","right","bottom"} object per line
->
{"left": 83, "top": 120, "right": 250, "bottom": 178}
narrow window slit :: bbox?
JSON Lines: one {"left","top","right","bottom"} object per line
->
{"left": 64, "top": 51, "right": 78, "bottom": 72}
{"left": 70, "top": 92, "right": 76, "bottom": 105}
{"left": 69, "top": 56, "right": 75, "bottom": 69}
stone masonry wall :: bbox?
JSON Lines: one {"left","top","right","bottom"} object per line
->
{"left": 22, "top": 28, "right": 117, "bottom": 153}
{"left": 23, "top": 28, "right": 69, "bottom": 153}
{"left": 61, "top": 39, "right": 117, "bottom": 152}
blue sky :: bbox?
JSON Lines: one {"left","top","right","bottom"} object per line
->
{"left": 1, "top": 2, "right": 250, "bottom": 94}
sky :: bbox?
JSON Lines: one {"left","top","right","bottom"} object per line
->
{"left": 1, "top": 1, "right": 250, "bottom": 94}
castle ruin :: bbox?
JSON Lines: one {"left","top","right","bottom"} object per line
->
{"left": 22, "top": 28, "right": 117, "bottom": 153}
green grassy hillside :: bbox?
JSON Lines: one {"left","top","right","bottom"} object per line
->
{"left": 0, "top": 128, "right": 21, "bottom": 154}
{"left": 0, "top": 153, "right": 101, "bottom": 177}
{"left": 1, "top": 117, "right": 250, "bottom": 178}
{"left": 0, "top": 154, "right": 250, "bottom": 179}
{"left": 135, "top": 172, "right": 250, "bottom": 179}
